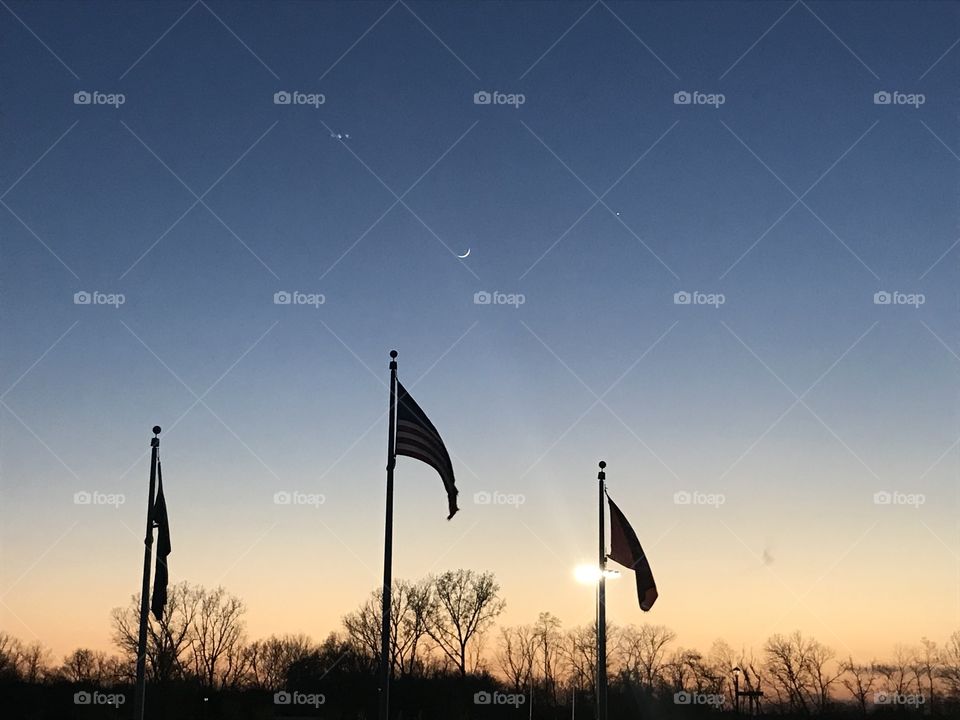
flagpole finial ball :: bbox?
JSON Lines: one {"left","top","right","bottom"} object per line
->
{"left": 599, "top": 461, "right": 606, "bottom": 469}
{"left": 390, "top": 350, "right": 398, "bottom": 359}
{"left": 153, "top": 426, "right": 161, "bottom": 435}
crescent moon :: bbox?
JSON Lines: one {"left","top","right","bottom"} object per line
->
{"left": 457, "top": 248, "right": 471, "bottom": 259}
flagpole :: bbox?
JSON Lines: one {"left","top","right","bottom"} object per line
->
{"left": 597, "top": 460, "right": 608, "bottom": 720}
{"left": 379, "top": 351, "right": 398, "bottom": 720}
{"left": 133, "top": 426, "right": 160, "bottom": 720}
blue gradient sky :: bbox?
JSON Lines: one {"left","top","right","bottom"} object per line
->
{"left": 1, "top": 1, "right": 958, "bottom": 661}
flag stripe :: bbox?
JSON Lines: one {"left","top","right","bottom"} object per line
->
{"left": 394, "top": 380, "right": 459, "bottom": 519}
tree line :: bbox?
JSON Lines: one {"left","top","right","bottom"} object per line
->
{"left": 2, "top": 570, "right": 960, "bottom": 718}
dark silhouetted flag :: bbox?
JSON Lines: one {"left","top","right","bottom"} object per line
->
{"left": 394, "top": 380, "right": 459, "bottom": 519}
{"left": 607, "top": 495, "right": 657, "bottom": 611}
{"left": 150, "top": 463, "right": 171, "bottom": 620}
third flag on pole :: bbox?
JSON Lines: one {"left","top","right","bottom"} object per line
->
{"left": 607, "top": 494, "right": 657, "bottom": 611}
{"left": 394, "top": 380, "right": 459, "bottom": 519}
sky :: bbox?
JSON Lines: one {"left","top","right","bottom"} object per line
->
{"left": 0, "top": 0, "right": 958, "bottom": 665}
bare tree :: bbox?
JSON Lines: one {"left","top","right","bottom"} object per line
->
{"left": 876, "top": 644, "right": 914, "bottom": 699}
{"left": 18, "top": 641, "right": 51, "bottom": 683}
{"left": 667, "top": 648, "right": 720, "bottom": 695}
{"left": 244, "top": 634, "right": 315, "bottom": 689}
{"left": 840, "top": 656, "right": 879, "bottom": 718}
{"left": 807, "top": 639, "right": 841, "bottom": 711}
{"left": 0, "top": 632, "right": 23, "bottom": 680}
{"left": 342, "top": 578, "right": 433, "bottom": 678}
{"left": 563, "top": 624, "right": 599, "bottom": 694}
{"left": 111, "top": 581, "right": 199, "bottom": 683}
{"left": 942, "top": 630, "right": 960, "bottom": 698}
{"left": 763, "top": 631, "right": 838, "bottom": 715}
{"left": 706, "top": 639, "right": 740, "bottom": 700}
{"left": 617, "top": 624, "right": 676, "bottom": 690}
{"left": 425, "top": 570, "right": 505, "bottom": 676}
{"left": 764, "top": 632, "right": 812, "bottom": 714}
{"left": 59, "top": 648, "right": 120, "bottom": 685}
{"left": 533, "top": 612, "right": 563, "bottom": 702}
{"left": 188, "top": 586, "right": 247, "bottom": 689}
{"left": 496, "top": 625, "right": 536, "bottom": 691}
{"left": 341, "top": 590, "right": 380, "bottom": 671}
{"left": 912, "top": 637, "right": 940, "bottom": 709}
